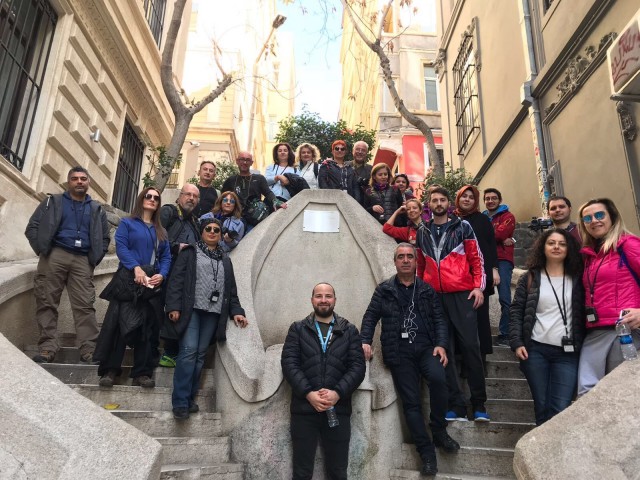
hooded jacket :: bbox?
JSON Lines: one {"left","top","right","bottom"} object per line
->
{"left": 483, "top": 204, "right": 515, "bottom": 264}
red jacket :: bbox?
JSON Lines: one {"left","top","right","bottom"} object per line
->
{"left": 582, "top": 235, "right": 640, "bottom": 329}
{"left": 415, "top": 217, "right": 486, "bottom": 293}
{"left": 485, "top": 206, "right": 515, "bottom": 264}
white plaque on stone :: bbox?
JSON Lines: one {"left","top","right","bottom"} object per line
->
{"left": 303, "top": 210, "right": 340, "bottom": 232}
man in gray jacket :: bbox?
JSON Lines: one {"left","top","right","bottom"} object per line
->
{"left": 25, "top": 166, "right": 110, "bottom": 364}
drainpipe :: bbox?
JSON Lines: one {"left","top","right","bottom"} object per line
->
{"left": 519, "top": 0, "right": 552, "bottom": 214}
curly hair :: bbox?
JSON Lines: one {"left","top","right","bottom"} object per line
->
{"left": 294, "top": 143, "right": 321, "bottom": 167}
{"left": 526, "top": 228, "right": 582, "bottom": 276}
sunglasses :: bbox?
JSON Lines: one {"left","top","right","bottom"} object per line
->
{"left": 222, "top": 198, "right": 236, "bottom": 204}
{"left": 333, "top": 147, "right": 346, "bottom": 151}
{"left": 582, "top": 211, "right": 606, "bottom": 224}
{"left": 144, "top": 193, "right": 160, "bottom": 202}
{"left": 204, "top": 226, "right": 221, "bottom": 233}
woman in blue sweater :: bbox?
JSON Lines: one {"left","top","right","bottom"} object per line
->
{"left": 96, "top": 187, "right": 171, "bottom": 388}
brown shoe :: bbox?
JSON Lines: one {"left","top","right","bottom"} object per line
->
{"left": 33, "top": 350, "right": 55, "bottom": 363}
{"left": 132, "top": 376, "right": 155, "bottom": 388}
{"left": 99, "top": 370, "right": 117, "bottom": 387}
{"left": 80, "top": 351, "right": 99, "bottom": 365}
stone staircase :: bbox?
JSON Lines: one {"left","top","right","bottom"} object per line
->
{"left": 389, "top": 342, "right": 536, "bottom": 479}
{"left": 25, "top": 335, "right": 244, "bottom": 479}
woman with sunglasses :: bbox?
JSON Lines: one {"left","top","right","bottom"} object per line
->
{"left": 200, "top": 191, "right": 244, "bottom": 252}
{"left": 509, "top": 229, "right": 585, "bottom": 425}
{"left": 96, "top": 187, "right": 171, "bottom": 388}
{"left": 363, "top": 163, "right": 404, "bottom": 225}
{"left": 295, "top": 143, "right": 321, "bottom": 190}
{"left": 265, "top": 143, "right": 296, "bottom": 203}
{"left": 165, "top": 217, "right": 248, "bottom": 419}
{"left": 577, "top": 198, "right": 640, "bottom": 395}
{"left": 318, "top": 139, "right": 361, "bottom": 203}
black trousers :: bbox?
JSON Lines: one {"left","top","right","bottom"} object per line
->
{"left": 476, "top": 297, "right": 493, "bottom": 356}
{"left": 441, "top": 291, "right": 487, "bottom": 411}
{"left": 290, "top": 412, "right": 350, "bottom": 480}
{"left": 389, "top": 341, "right": 448, "bottom": 459}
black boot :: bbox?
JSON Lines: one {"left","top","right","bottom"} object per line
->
{"left": 420, "top": 454, "right": 437, "bottom": 476}
{"left": 433, "top": 430, "right": 460, "bottom": 453}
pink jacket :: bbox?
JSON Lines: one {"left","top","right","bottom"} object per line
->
{"left": 582, "top": 234, "right": 640, "bottom": 329}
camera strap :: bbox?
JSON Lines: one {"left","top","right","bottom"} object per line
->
{"left": 544, "top": 268, "right": 569, "bottom": 337}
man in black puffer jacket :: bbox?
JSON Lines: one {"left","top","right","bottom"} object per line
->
{"left": 281, "top": 283, "right": 365, "bottom": 480}
{"left": 361, "top": 243, "right": 459, "bottom": 477}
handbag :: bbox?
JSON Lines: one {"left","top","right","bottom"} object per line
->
{"left": 244, "top": 197, "right": 270, "bottom": 226}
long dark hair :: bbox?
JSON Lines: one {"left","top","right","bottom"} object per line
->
{"left": 272, "top": 142, "right": 295, "bottom": 166}
{"left": 526, "top": 228, "right": 582, "bottom": 276}
{"left": 130, "top": 187, "right": 167, "bottom": 241}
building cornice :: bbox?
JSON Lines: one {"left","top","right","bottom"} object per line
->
{"left": 438, "top": 0, "right": 465, "bottom": 52}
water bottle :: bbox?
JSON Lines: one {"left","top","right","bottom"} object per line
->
{"left": 616, "top": 317, "right": 638, "bottom": 361}
{"left": 326, "top": 407, "right": 339, "bottom": 428}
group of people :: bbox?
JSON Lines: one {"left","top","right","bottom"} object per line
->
{"left": 23, "top": 152, "right": 640, "bottom": 479}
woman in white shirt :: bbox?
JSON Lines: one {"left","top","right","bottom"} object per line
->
{"left": 265, "top": 143, "right": 296, "bottom": 202}
{"left": 509, "top": 229, "right": 585, "bottom": 425}
{"left": 294, "top": 142, "right": 321, "bottom": 189}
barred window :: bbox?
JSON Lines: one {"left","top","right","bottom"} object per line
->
{"left": 0, "top": 0, "right": 57, "bottom": 172}
{"left": 112, "top": 121, "right": 144, "bottom": 213}
{"left": 143, "top": 0, "right": 166, "bottom": 48}
{"left": 453, "top": 33, "right": 480, "bottom": 155}
{"left": 543, "top": 0, "right": 554, "bottom": 12}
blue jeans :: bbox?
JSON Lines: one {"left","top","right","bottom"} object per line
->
{"left": 497, "top": 260, "right": 513, "bottom": 336}
{"left": 520, "top": 340, "right": 579, "bottom": 425}
{"left": 172, "top": 309, "right": 219, "bottom": 409}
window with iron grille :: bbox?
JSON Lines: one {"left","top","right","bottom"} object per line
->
{"left": 543, "top": 0, "right": 554, "bottom": 12}
{"left": 143, "top": 0, "right": 166, "bottom": 48}
{"left": 0, "top": 0, "right": 57, "bottom": 172}
{"left": 112, "top": 121, "right": 144, "bottom": 213}
{"left": 453, "top": 33, "right": 480, "bottom": 155}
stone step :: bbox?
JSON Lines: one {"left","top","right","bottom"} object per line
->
{"left": 485, "top": 399, "right": 535, "bottom": 424}
{"left": 390, "top": 469, "right": 513, "bottom": 479}
{"left": 111, "top": 410, "right": 222, "bottom": 437}
{"left": 400, "top": 443, "right": 515, "bottom": 478}
{"left": 24, "top": 345, "right": 134, "bottom": 365}
{"left": 40, "top": 363, "right": 215, "bottom": 389}
{"left": 462, "top": 378, "right": 531, "bottom": 400}
{"left": 68, "top": 384, "right": 215, "bottom": 412}
{"left": 486, "top": 346, "right": 516, "bottom": 362}
{"left": 446, "top": 421, "right": 534, "bottom": 449}
{"left": 161, "top": 463, "right": 244, "bottom": 480}
{"left": 484, "top": 360, "right": 523, "bottom": 379}
{"left": 157, "top": 437, "right": 230, "bottom": 465}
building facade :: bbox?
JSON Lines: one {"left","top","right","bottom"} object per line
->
{"left": 436, "top": 0, "right": 640, "bottom": 230}
{"left": 339, "top": 0, "right": 442, "bottom": 192}
{"left": 0, "top": 0, "right": 189, "bottom": 261}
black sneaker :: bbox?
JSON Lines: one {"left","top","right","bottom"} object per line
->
{"left": 33, "top": 350, "right": 55, "bottom": 363}
{"left": 99, "top": 371, "right": 117, "bottom": 387}
{"left": 132, "top": 376, "right": 155, "bottom": 388}
{"left": 420, "top": 456, "right": 437, "bottom": 476}
{"left": 173, "top": 407, "right": 190, "bottom": 420}
{"left": 433, "top": 431, "right": 460, "bottom": 453}
{"left": 189, "top": 403, "right": 199, "bottom": 413}
{"left": 496, "top": 335, "right": 509, "bottom": 347}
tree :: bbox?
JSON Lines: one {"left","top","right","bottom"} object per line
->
{"left": 340, "top": 0, "right": 445, "bottom": 177}
{"left": 420, "top": 163, "right": 475, "bottom": 202}
{"left": 275, "top": 108, "right": 377, "bottom": 162}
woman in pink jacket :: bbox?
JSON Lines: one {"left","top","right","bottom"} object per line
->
{"left": 577, "top": 198, "right": 640, "bottom": 395}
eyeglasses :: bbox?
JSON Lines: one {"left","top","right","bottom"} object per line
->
{"left": 238, "top": 157, "right": 253, "bottom": 162}
{"left": 582, "top": 211, "right": 606, "bottom": 224}
{"left": 222, "top": 198, "right": 236, "bottom": 204}
{"left": 333, "top": 147, "right": 346, "bottom": 151}
{"left": 144, "top": 193, "right": 160, "bottom": 202}
{"left": 204, "top": 226, "right": 221, "bottom": 233}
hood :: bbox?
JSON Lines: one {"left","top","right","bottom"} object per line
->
{"left": 483, "top": 203, "right": 510, "bottom": 217}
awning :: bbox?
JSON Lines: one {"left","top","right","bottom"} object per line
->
{"left": 373, "top": 147, "right": 398, "bottom": 169}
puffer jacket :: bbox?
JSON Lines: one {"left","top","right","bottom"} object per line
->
{"left": 360, "top": 276, "right": 448, "bottom": 367}
{"left": 363, "top": 184, "right": 404, "bottom": 224}
{"left": 281, "top": 313, "right": 366, "bottom": 416}
{"left": 317, "top": 160, "right": 361, "bottom": 203}
{"left": 24, "top": 193, "right": 110, "bottom": 267}
{"left": 484, "top": 205, "right": 515, "bottom": 264}
{"left": 416, "top": 216, "right": 486, "bottom": 293}
{"left": 582, "top": 234, "right": 640, "bottom": 328}
{"left": 509, "top": 269, "right": 586, "bottom": 351}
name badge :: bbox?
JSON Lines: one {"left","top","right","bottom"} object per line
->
{"left": 563, "top": 344, "right": 575, "bottom": 353}
{"left": 401, "top": 332, "right": 409, "bottom": 339}
{"left": 75, "top": 239, "right": 82, "bottom": 248}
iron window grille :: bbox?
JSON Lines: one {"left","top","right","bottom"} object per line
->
{"left": 143, "top": 0, "right": 166, "bottom": 48}
{"left": 543, "top": 0, "right": 554, "bottom": 13}
{"left": 0, "top": 0, "right": 57, "bottom": 172}
{"left": 453, "top": 33, "right": 480, "bottom": 155}
{"left": 112, "top": 121, "right": 144, "bottom": 213}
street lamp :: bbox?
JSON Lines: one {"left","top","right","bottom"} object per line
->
{"left": 247, "top": 15, "right": 287, "bottom": 152}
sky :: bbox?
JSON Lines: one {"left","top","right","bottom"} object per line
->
{"left": 277, "top": 0, "right": 343, "bottom": 121}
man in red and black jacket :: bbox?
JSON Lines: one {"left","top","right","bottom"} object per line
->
{"left": 483, "top": 188, "right": 516, "bottom": 346}
{"left": 416, "top": 187, "right": 489, "bottom": 422}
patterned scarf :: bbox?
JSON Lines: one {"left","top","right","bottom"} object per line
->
{"left": 196, "top": 240, "right": 224, "bottom": 260}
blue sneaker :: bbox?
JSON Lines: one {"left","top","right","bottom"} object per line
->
{"left": 445, "top": 410, "right": 468, "bottom": 422}
{"left": 474, "top": 410, "right": 491, "bottom": 422}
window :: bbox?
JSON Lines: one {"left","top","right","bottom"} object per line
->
{"left": 543, "top": 0, "right": 555, "bottom": 12}
{"left": 112, "top": 121, "right": 144, "bottom": 213}
{"left": 0, "top": 0, "right": 57, "bottom": 172}
{"left": 143, "top": 0, "right": 166, "bottom": 48}
{"left": 453, "top": 33, "right": 480, "bottom": 155}
{"left": 424, "top": 65, "right": 438, "bottom": 111}
{"left": 423, "top": 143, "right": 444, "bottom": 170}
{"left": 267, "top": 115, "right": 277, "bottom": 141}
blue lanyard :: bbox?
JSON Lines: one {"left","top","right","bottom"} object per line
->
{"left": 314, "top": 318, "right": 334, "bottom": 353}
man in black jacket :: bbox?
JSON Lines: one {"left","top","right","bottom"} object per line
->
{"left": 281, "top": 283, "right": 365, "bottom": 480}
{"left": 361, "top": 243, "right": 459, "bottom": 476}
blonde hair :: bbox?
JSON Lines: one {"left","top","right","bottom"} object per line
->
{"left": 294, "top": 143, "right": 321, "bottom": 167}
{"left": 578, "top": 198, "right": 629, "bottom": 253}
{"left": 405, "top": 198, "right": 423, "bottom": 211}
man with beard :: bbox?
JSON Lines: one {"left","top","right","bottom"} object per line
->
{"left": 192, "top": 161, "right": 218, "bottom": 218}
{"left": 349, "top": 140, "right": 371, "bottom": 203}
{"left": 281, "top": 283, "right": 365, "bottom": 480}
{"left": 25, "top": 166, "right": 110, "bottom": 364}
{"left": 361, "top": 243, "right": 459, "bottom": 477}
{"left": 158, "top": 183, "right": 201, "bottom": 367}
{"left": 416, "top": 187, "right": 489, "bottom": 422}
{"left": 548, "top": 195, "right": 582, "bottom": 244}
